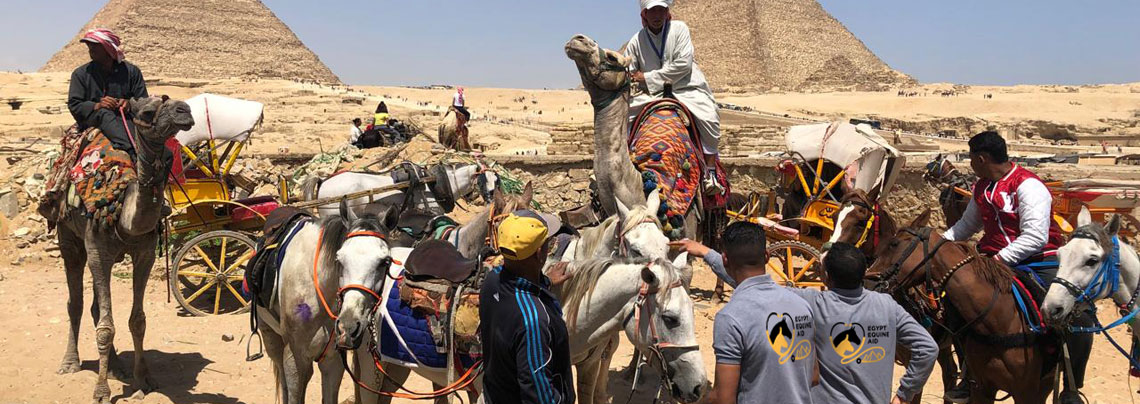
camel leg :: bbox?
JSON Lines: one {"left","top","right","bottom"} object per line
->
{"left": 128, "top": 241, "right": 157, "bottom": 394}
{"left": 58, "top": 227, "right": 86, "bottom": 374}
{"left": 714, "top": 279, "right": 725, "bottom": 302}
{"left": 87, "top": 245, "right": 117, "bottom": 404}
{"left": 89, "top": 274, "right": 128, "bottom": 381}
{"left": 317, "top": 352, "right": 344, "bottom": 404}
{"left": 284, "top": 344, "right": 315, "bottom": 404}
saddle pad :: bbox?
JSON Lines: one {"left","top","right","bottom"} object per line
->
{"left": 70, "top": 131, "right": 137, "bottom": 228}
{"left": 38, "top": 125, "right": 91, "bottom": 226}
{"left": 379, "top": 282, "right": 478, "bottom": 369}
{"left": 629, "top": 106, "right": 702, "bottom": 226}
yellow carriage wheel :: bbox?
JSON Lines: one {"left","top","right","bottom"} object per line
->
{"left": 765, "top": 240, "right": 825, "bottom": 289}
{"left": 170, "top": 230, "right": 255, "bottom": 316}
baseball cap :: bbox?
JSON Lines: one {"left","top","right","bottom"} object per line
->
{"left": 640, "top": 0, "right": 673, "bottom": 10}
{"left": 497, "top": 210, "right": 562, "bottom": 261}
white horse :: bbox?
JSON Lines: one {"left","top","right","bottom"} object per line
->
{"left": 302, "top": 163, "right": 498, "bottom": 218}
{"left": 358, "top": 255, "right": 706, "bottom": 404}
{"left": 255, "top": 202, "right": 394, "bottom": 404}
{"left": 1042, "top": 207, "right": 1140, "bottom": 341}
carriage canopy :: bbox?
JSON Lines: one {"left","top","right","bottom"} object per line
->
{"left": 786, "top": 121, "right": 905, "bottom": 199}
{"left": 175, "top": 93, "right": 264, "bottom": 146}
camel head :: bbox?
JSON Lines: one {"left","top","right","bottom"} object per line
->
{"left": 565, "top": 34, "right": 630, "bottom": 95}
{"left": 128, "top": 95, "right": 194, "bottom": 143}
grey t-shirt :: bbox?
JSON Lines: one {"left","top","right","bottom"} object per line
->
{"left": 714, "top": 275, "right": 815, "bottom": 404}
{"left": 788, "top": 287, "right": 937, "bottom": 404}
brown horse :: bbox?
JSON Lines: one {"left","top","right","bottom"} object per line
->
{"left": 923, "top": 154, "right": 974, "bottom": 228}
{"left": 868, "top": 210, "right": 1058, "bottom": 404}
{"left": 829, "top": 191, "right": 961, "bottom": 404}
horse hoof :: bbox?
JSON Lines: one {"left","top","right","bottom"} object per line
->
{"left": 58, "top": 359, "right": 81, "bottom": 374}
{"left": 135, "top": 375, "right": 156, "bottom": 394}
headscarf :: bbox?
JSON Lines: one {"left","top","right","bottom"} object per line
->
{"left": 454, "top": 87, "right": 465, "bottom": 107}
{"left": 80, "top": 29, "right": 125, "bottom": 63}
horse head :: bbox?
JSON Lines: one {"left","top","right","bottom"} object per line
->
{"left": 329, "top": 200, "right": 394, "bottom": 350}
{"left": 1042, "top": 206, "right": 1133, "bottom": 324}
{"left": 825, "top": 188, "right": 882, "bottom": 252}
{"left": 450, "top": 163, "right": 499, "bottom": 205}
{"left": 865, "top": 209, "right": 936, "bottom": 292}
{"left": 613, "top": 189, "right": 670, "bottom": 260}
{"left": 623, "top": 259, "right": 707, "bottom": 403}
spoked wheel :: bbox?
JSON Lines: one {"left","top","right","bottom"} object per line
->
{"left": 170, "top": 230, "right": 255, "bottom": 316}
{"left": 766, "top": 240, "right": 824, "bottom": 289}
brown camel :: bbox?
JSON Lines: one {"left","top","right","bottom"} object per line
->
{"left": 438, "top": 106, "right": 472, "bottom": 151}
{"left": 52, "top": 96, "right": 194, "bottom": 404}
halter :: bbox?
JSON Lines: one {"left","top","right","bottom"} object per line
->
{"left": 119, "top": 102, "right": 171, "bottom": 190}
{"left": 623, "top": 275, "right": 698, "bottom": 400}
{"left": 1052, "top": 232, "right": 1122, "bottom": 305}
{"left": 845, "top": 199, "right": 878, "bottom": 249}
{"left": 614, "top": 216, "right": 659, "bottom": 257}
{"left": 592, "top": 47, "right": 632, "bottom": 112}
{"left": 873, "top": 227, "right": 947, "bottom": 293}
{"left": 313, "top": 229, "right": 392, "bottom": 321}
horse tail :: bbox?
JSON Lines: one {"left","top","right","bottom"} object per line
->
{"left": 300, "top": 177, "right": 323, "bottom": 202}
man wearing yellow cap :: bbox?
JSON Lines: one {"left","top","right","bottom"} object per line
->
{"left": 479, "top": 210, "right": 575, "bottom": 404}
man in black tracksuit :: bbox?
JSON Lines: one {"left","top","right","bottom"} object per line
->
{"left": 480, "top": 210, "right": 575, "bottom": 404}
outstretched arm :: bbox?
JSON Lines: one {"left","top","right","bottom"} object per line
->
{"left": 671, "top": 239, "right": 736, "bottom": 287}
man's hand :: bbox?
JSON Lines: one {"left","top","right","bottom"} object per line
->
{"left": 631, "top": 70, "right": 646, "bottom": 84}
{"left": 669, "top": 239, "right": 710, "bottom": 258}
{"left": 890, "top": 394, "right": 909, "bottom": 404}
{"left": 96, "top": 96, "right": 122, "bottom": 111}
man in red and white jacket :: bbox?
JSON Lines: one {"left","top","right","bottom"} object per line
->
{"left": 941, "top": 131, "right": 1088, "bottom": 404}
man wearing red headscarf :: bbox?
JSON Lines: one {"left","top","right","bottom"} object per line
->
{"left": 67, "top": 28, "right": 149, "bottom": 156}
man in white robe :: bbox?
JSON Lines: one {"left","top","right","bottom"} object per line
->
{"left": 625, "top": 0, "right": 723, "bottom": 193}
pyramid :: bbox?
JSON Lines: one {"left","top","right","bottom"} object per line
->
{"left": 672, "top": 0, "right": 914, "bottom": 91}
{"left": 41, "top": 0, "right": 340, "bottom": 84}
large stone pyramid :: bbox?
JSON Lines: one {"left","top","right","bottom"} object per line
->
{"left": 672, "top": 0, "right": 913, "bottom": 91}
{"left": 41, "top": 0, "right": 340, "bottom": 84}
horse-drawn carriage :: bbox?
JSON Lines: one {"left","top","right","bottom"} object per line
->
{"left": 730, "top": 121, "right": 904, "bottom": 288}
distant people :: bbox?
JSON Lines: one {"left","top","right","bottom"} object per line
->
{"left": 374, "top": 101, "right": 389, "bottom": 127}
{"left": 67, "top": 28, "right": 149, "bottom": 157}
{"left": 349, "top": 118, "right": 364, "bottom": 146}
{"left": 704, "top": 222, "right": 815, "bottom": 404}
{"left": 625, "top": 0, "right": 724, "bottom": 194}
{"left": 789, "top": 243, "right": 936, "bottom": 404}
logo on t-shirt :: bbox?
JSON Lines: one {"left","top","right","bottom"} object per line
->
{"left": 766, "top": 312, "right": 812, "bottom": 364}
{"left": 829, "top": 322, "right": 887, "bottom": 365}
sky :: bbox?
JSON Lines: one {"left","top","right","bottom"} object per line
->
{"left": 2, "top": 0, "right": 1138, "bottom": 88}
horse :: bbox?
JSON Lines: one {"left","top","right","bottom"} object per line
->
{"left": 255, "top": 201, "right": 395, "bottom": 404}
{"left": 358, "top": 255, "right": 705, "bottom": 404}
{"left": 922, "top": 154, "right": 975, "bottom": 228}
{"left": 868, "top": 210, "right": 1058, "bottom": 403}
{"left": 829, "top": 192, "right": 964, "bottom": 403}
{"left": 301, "top": 162, "right": 498, "bottom": 218}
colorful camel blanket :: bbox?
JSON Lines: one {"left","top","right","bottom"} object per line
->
{"left": 629, "top": 101, "right": 705, "bottom": 238}
{"left": 38, "top": 125, "right": 89, "bottom": 227}
{"left": 69, "top": 132, "right": 137, "bottom": 228}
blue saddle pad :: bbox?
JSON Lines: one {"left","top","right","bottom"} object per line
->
{"left": 379, "top": 282, "right": 477, "bottom": 369}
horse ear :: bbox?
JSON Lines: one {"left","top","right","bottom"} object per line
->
{"left": 1107, "top": 214, "right": 1122, "bottom": 235}
{"left": 645, "top": 188, "right": 661, "bottom": 217}
{"left": 615, "top": 196, "right": 631, "bottom": 220}
{"left": 339, "top": 199, "right": 358, "bottom": 222}
{"left": 1077, "top": 206, "right": 1092, "bottom": 227}
{"left": 640, "top": 265, "right": 659, "bottom": 288}
{"left": 521, "top": 182, "right": 535, "bottom": 206}
{"left": 493, "top": 186, "right": 505, "bottom": 209}
{"left": 381, "top": 205, "right": 400, "bottom": 230}
{"left": 909, "top": 209, "right": 931, "bottom": 228}
{"left": 867, "top": 186, "right": 881, "bottom": 204}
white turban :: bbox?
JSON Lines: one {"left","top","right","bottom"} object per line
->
{"left": 640, "top": 0, "right": 672, "bottom": 10}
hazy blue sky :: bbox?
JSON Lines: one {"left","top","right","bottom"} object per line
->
{"left": 3, "top": 0, "right": 1137, "bottom": 88}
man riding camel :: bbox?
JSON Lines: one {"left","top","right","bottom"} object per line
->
{"left": 624, "top": 0, "right": 723, "bottom": 194}
{"left": 67, "top": 28, "right": 149, "bottom": 157}
{"left": 941, "top": 131, "right": 1091, "bottom": 404}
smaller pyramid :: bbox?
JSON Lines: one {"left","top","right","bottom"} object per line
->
{"left": 41, "top": 0, "right": 340, "bottom": 84}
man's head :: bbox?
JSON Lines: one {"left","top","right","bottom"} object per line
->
{"left": 353, "top": 118, "right": 362, "bottom": 126}
{"left": 822, "top": 242, "right": 867, "bottom": 289}
{"left": 721, "top": 221, "right": 767, "bottom": 280}
{"left": 497, "top": 210, "right": 562, "bottom": 270}
{"left": 639, "top": 0, "right": 672, "bottom": 33}
{"left": 968, "top": 131, "right": 1010, "bottom": 180}
{"left": 80, "top": 29, "right": 124, "bottom": 68}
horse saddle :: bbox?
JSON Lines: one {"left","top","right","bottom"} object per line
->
{"left": 404, "top": 239, "right": 479, "bottom": 283}
{"left": 246, "top": 208, "right": 312, "bottom": 309}
{"left": 395, "top": 210, "right": 459, "bottom": 241}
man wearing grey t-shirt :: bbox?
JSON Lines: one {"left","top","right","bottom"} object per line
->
{"left": 708, "top": 222, "right": 816, "bottom": 404}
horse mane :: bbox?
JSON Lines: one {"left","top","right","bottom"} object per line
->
{"left": 947, "top": 241, "right": 1013, "bottom": 291}
{"left": 561, "top": 257, "right": 621, "bottom": 328}
{"left": 318, "top": 214, "right": 387, "bottom": 272}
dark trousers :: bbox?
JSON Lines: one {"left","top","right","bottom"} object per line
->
{"left": 1028, "top": 263, "right": 1093, "bottom": 390}
{"left": 454, "top": 106, "right": 471, "bottom": 121}
{"left": 85, "top": 108, "right": 138, "bottom": 156}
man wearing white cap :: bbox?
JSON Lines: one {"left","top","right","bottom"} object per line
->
{"left": 625, "top": 0, "right": 723, "bottom": 193}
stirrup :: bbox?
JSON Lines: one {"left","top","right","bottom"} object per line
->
{"left": 246, "top": 331, "right": 264, "bottom": 361}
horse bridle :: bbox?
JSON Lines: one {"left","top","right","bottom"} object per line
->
{"left": 614, "top": 215, "right": 660, "bottom": 257}
{"left": 844, "top": 199, "right": 878, "bottom": 249}
{"left": 622, "top": 275, "right": 698, "bottom": 401}
{"left": 1052, "top": 230, "right": 1125, "bottom": 307}
{"left": 313, "top": 229, "right": 394, "bottom": 322}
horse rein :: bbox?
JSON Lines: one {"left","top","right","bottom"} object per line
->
{"left": 623, "top": 276, "right": 698, "bottom": 399}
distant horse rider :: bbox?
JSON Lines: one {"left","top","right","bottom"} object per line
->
{"left": 67, "top": 28, "right": 150, "bottom": 158}
{"left": 624, "top": 0, "right": 724, "bottom": 194}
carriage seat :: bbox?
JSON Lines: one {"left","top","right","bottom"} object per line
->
{"left": 232, "top": 195, "right": 281, "bottom": 222}
{"left": 404, "top": 239, "right": 479, "bottom": 284}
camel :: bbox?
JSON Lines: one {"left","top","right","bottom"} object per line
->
{"left": 437, "top": 107, "right": 472, "bottom": 151}
{"left": 53, "top": 96, "right": 195, "bottom": 404}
